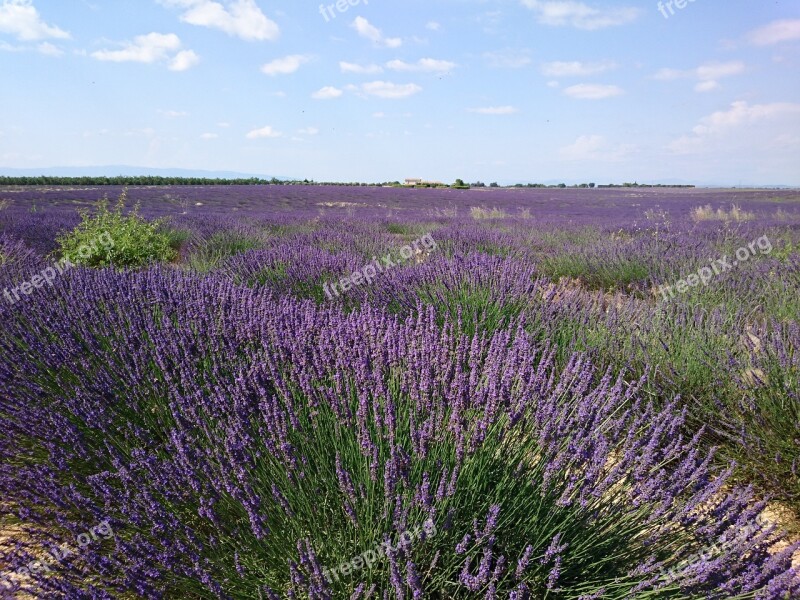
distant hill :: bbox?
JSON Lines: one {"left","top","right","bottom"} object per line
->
{"left": 0, "top": 166, "right": 286, "bottom": 180}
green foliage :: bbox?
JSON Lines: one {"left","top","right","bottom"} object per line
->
{"left": 55, "top": 191, "right": 177, "bottom": 268}
{"left": 186, "top": 231, "right": 264, "bottom": 273}
{"left": 538, "top": 253, "right": 651, "bottom": 293}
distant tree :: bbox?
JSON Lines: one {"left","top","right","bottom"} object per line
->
{"left": 589, "top": 182, "right": 596, "bottom": 188}
{"left": 557, "top": 183, "right": 567, "bottom": 188}
{"left": 489, "top": 182, "right": 499, "bottom": 188}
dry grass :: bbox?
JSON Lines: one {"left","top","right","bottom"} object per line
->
{"left": 691, "top": 204, "right": 755, "bottom": 223}
{"left": 470, "top": 206, "right": 508, "bottom": 220}
{"left": 774, "top": 208, "right": 798, "bottom": 221}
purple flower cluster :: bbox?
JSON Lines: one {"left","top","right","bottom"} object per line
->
{"left": 0, "top": 265, "right": 796, "bottom": 597}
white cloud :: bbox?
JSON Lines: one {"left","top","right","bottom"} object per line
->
{"left": 0, "top": 37, "right": 62, "bottom": 56}
{"left": 360, "top": 81, "right": 422, "bottom": 99}
{"left": 541, "top": 60, "right": 616, "bottom": 77}
{"left": 246, "top": 125, "right": 282, "bottom": 139}
{"left": 200, "top": 132, "right": 218, "bottom": 139}
{"left": 669, "top": 100, "right": 800, "bottom": 154}
{"left": 159, "top": 0, "right": 279, "bottom": 41}
{"left": 520, "top": 0, "right": 640, "bottom": 30}
{"left": 468, "top": 106, "right": 518, "bottom": 115}
{"left": 483, "top": 49, "right": 532, "bottom": 69}
{"left": 91, "top": 33, "right": 198, "bottom": 71}
{"left": 385, "top": 58, "right": 456, "bottom": 73}
{"left": 560, "top": 134, "right": 603, "bottom": 159}
{"left": 694, "top": 80, "right": 719, "bottom": 93}
{"left": 560, "top": 134, "right": 633, "bottom": 161}
{"left": 159, "top": 109, "right": 189, "bottom": 118}
{"left": 0, "top": 40, "right": 23, "bottom": 51}
{"left": 261, "top": 54, "right": 310, "bottom": 76}
{"left": 160, "top": 110, "right": 188, "bottom": 119}
{"left": 747, "top": 19, "right": 800, "bottom": 46}
{"left": 298, "top": 127, "right": 319, "bottom": 135}
{"left": 339, "top": 61, "right": 383, "bottom": 75}
{"left": 654, "top": 62, "right": 745, "bottom": 81}
{"left": 652, "top": 68, "right": 682, "bottom": 81}
{"left": 36, "top": 41, "right": 62, "bottom": 56}
{"left": 425, "top": 21, "right": 440, "bottom": 31}
{"left": 351, "top": 16, "right": 401, "bottom": 48}
{"left": 170, "top": 49, "right": 199, "bottom": 71}
{"left": 0, "top": 0, "right": 69, "bottom": 41}
{"left": 311, "top": 86, "right": 343, "bottom": 100}
{"left": 653, "top": 61, "right": 744, "bottom": 93}
{"left": 563, "top": 83, "right": 623, "bottom": 99}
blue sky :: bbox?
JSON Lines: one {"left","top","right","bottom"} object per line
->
{"left": 0, "top": 0, "right": 799, "bottom": 185}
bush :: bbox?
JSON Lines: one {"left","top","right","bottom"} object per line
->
{"left": 55, "top": 191, "right": 177, "bottom": 268}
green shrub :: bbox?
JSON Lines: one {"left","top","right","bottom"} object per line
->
{"left": 186, "top": 231, "right": 264, "bottom": 273}
{"left": 56, "top": 191, "right": 177, "bottom": 268}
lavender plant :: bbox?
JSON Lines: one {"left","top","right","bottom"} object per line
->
{"left": 0, "top": 269, "right": 796, "bottom": 598}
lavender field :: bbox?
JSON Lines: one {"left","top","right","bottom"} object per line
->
{"left": 1, "top": 185, "right": 800, "bottom": 598}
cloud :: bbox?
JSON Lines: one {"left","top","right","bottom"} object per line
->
{"left": 747, "top": 19, "right": 800, "bottom": 46}
{"left": 170, "top": 49, "right": 199, "bottom": 71}
{"left": 360, "top": 81, "right": 422, "bottom": 99}
{"left": 669, "top": 100, "right": 800, "bottom": 154}
{"left": 340, "top": 61, "right": 383, "bottom": 74}
{"left": 200, "top": 132, "right": 218, "bottom": 139}
{"left": 311, "top": 86, "right": 343, "bottom": 100}
{"left": 563, "top": 83, "right": 623, "bottom": 99}
{"left": 541, "top": 60, "right": 616, "bottom": 77}
{"left": 261, "top": 54, "right": 310, "bottom": 76}
{"left": 467, "top": 106, "right": 519, "bottom": 115}
{"left": 0, "top": 0, "right": 69, "bottom": 41}
{"left": 385, "top": 58, "right": 456, "bottom": 73}
{"left": 694, "top": 80, "right": 719, "bottom": 93}
{"left": 36, "top": 41, "right": 62, "bottom": 56}
{"left": 425, "top": 21, "right": 440, "bottom": 31}
{"left": 560, "top": 134, "right": 633, "bottom": 161}
{"left": 559, "top": 134, "right": 603, "bottom": 159}
{"left": 298, "top": 127, "right": 319, "bottom": 135}
{"left": 483, "top": 49, "right": 532, "bottom": 69}
{"left": 520, "top": 0, "right": 640, "bottom": 30}
{"left": 351, "top": 16, "right": 401, "bottom": 48}
{"left": 159, "top": 0, "right": 279, "bottom": 41}
{"left": 159, "top": 109, "right": 189, "bottom": 118}
{"left": 91, "top": 33, "right": 199, "bottom": 71}
{"left": 653, "top": 61, "right": 744, "bottom": 93}
{"left": 246, "top": 125, "right": 282, "bottom": 139}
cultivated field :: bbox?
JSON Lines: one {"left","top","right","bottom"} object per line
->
{"left": 1, "top": 185, "right": 799, "bottom": 598}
